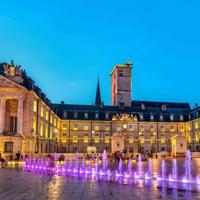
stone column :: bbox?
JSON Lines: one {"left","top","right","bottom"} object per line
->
{"left": 0, "top": 99, "right": 6, "bottom": 133}
{"left": 17, "top": 98, "right": 24, "bottom": 135}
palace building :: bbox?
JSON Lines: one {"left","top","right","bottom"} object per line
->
{"left": 0, "top": 61, "right": 200, "bottom": 160}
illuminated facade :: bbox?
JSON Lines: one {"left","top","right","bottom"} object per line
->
{"left": 0, "top": 61, "right": 200, "bottom": 160}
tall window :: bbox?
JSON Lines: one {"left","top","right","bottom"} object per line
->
{"left": 40, "top": 107, "right": 44, "bottom": 117}
{"left": 33, "top": 101, "right": 37, "bottom": 112}
{"left": 10, "top": 117, "right": 17, "bottom": 133}
{"left": 4, "top": 142, "right": 14, "bottom": 153}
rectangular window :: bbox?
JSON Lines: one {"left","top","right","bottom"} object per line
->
{"left": 170, "top": 114, "right": 174, "bottom": 121}
{"left": 46, "top": 111, "right": 49, "bottom": 121}
{"left": 94, "top": 125, "right": 100, "bottom": 131}
{"left": 84, "top": 125, "right": 89, "bottom": 131}
{"left": 73, "top": 124, "right": 78, "bottom": 130}
{"left": 33, "top": 101, "right": 37, "bottom": 113}
{"left": 105, "top": 113, "right": 109, "bottom": 119}
{"left": 73, "top": 136, "right": 78, "bottom": 143}
{"left": 10, "top": 117, "right": 17, "bottom": 133}
{"left": 95, "top": 113, "right": 99, "bottom": 119}
{"left": 74, "top": 112, "right": 78, "bottom": 118}
{"left": 195, "top": 122, "right": 199, "bottom": 129}
{"left": 40, "top": 107, "right": 44, "bottom": 117}
{"left": 84, "top": 135, "right": 88, "bottom": 143}
{"left": 160, "top": 115, "right": 164, "bottom": 121}
{"left": 94, "top": 133, "right": 99, "bottom": 143}
{"left": 129, "top": 137, "right": 133, "bottom": 143}
{"left": 62, "top": 124, "right": 67, "bottom": 130}
{"left": 50, "top": 115, "right": 53, "bottom": 124}
{"left": 84, "top": 113, "right": 88, "bottom": 119}
{"left": 4, "top": 142, "right": 14, "bottom": 153}
{"left": 32, "top": 116, "right": 37, "bottom": 132}
{"left": 46, "top": 124, "right": 48, "bottom": 138}
{"left": 105, "top": 124, "right": 110, "bottom": 131}
{"left": 40, "top": 122, "right": 43, "bottom": 136}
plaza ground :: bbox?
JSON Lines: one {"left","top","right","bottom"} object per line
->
{"left": 0, "top": 168, "right": 200, "bottom": 200}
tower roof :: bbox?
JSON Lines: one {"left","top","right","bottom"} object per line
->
{"left": 95, "top": 77, "right": 102, "bottom": 106}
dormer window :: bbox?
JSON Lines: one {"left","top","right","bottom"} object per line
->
{"left": 84, "top": 113, "right": 88, "bottom": 119}
{"left": 95, "top": 113, "right": 99, "bottom": 119}
{"left": 161, "top": 104, "right": 167, "bottom": 111}
{"left": 170, "top": 114, "right": 174, "bottom": 121}
{"left": 63, "top": 111, "right": 67, "bottom": 118}
{"left": 140, "top": 114, "right": 144, "bottom": 121}
{"left": 74, "top": 112, "right": 78, "bottom": 119}
{"left": 160, "top": 115, "right": 164, "bottom": 121}
{"left": 141, "top": 103, "right": 145, "bottom": 111}
{"left": 105, "top": 113, "right": 109, "bottom": 120}
{"left": 150, "top": 114, "right": 154, "bottom": 121}
{"left": 180, "top": 114, "right": 184, "bottom": 121}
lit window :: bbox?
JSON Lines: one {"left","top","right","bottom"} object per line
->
{"left": 85, "top": 113, "right": 88, "bottom": 119}
{"left": 105, "top": 113, "right": 109, "bottom": 119}
{"left": 46, "top": 124, "right": 48, "bottom": 138}
{"left": 84, "top": 134, "right": 88, "bottom": 143}
{"left": 46, "top": 111, "right": 49, "bottom": 121}
{"left": 161, "top": 136, "right": 165, "bottom": 144}
{"left": 116, "top": 125, "right": 121, "bottom": 131}
{"left": 33, "top": 101, "right": 37, "bottom": 112}
{"left": 50, "top": 115, "right": 53, "bottom": 124}
{"left": 74, "top": 112, "right": 78, "bottom": 119}
{"left": 105, "top": 125, "right": 110, "bottom": 131}
{"left": 63, "top": 111, "right": 67, "bottom": 118}
{"left": 94, "top": 133, "right": 100, "bottom": 143}
{"left": 73, "top": 136, "right": 78, "bottom": 143}
{"left": 195, "top": 122, "right": 199, "bottom": 129}
{"left": 160, "top": 115, "right": 164, "bottom": 121}
{"left": 4, "top": 142, "right": 14, "bottom": 153}
{"left": 141, "top": 103, "right": 145, "bottom": 110}
{"left": 140, "top": 126, "right": 144, "bottom": 132}
{"left": 94, "top": 125, "right": 100, "bottom": 131}
{"left": 161, "top": 104, "right": 167, "bottom": 111}
{"left": 50, "top": 127, "right": 52, "bottom": 139}
{"left": 129, "top": 125, "right": 133, "bottom": 131}
{"left": 129, "top": 137, "right": 133, "bottom": 143}
{"left": 196, "top": 133, "right": 199, "bottom": 142}
{"left": 170, "top": 126, "right": 175, "bottom": 132}
{"left": 40, "top": 122, "right": 43, "bottom": 136}
{"left": 32, "top": 116, "right": 37, "bottom": 132}
{"left": 180, "top": 115, "right": 184, "bottom": 121}
{"left": 84, "top": 125, "right": 89, "bottom": 131}
{"left": 150, "top": 126, "right": 154, "bottom": 132}
{"left": 105, "top": 134, "right": 110, "bottom": 143}
{"left": 73, "top": 124, "right": 78, "bottom": 130}
{"left": 95, "top": 113, "right": 99, "bottom": 119}
{"left": 150, "top": 114, "right": 154, "bottom": 121}
{"left": 170, "top": 114, "right": 174, "bottom": 121}
{"left": 54, "top": 118, "right": 57, "bottom": 127}
{"left": 160, "top": 126, "right": 165, "bottom": 132}
{"left": 40, "top": 107, "right": 44, "bottom": 117}
{"left": 140, "top": 114, "right": 144, "bottom": 121}
{"left": 62, "top": 124, "right": 67, "bottom": 130}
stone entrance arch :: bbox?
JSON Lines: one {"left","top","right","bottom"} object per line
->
{"left": 111, "top": 134, "right": 125, "bottom": 153}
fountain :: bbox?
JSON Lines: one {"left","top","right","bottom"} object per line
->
{"left": 184, "top": 149, "right": 192, "bottom": 181}
{"left": 102, "top": 150, "right": 107, "bottom": 170}
{"left": 22, "top": 149, "right": 200, "bottom": 189}
{"left": 161, "top": 159, "right": 166, "bottom": 180}
{"left": 172, "top": 159, "right": 177, "bottom": 180}
{"left": 137, "top": 154, "right": 142, "bottom": 177}
{"left": 148, "top": 159, "right": 152, "bottom": 177}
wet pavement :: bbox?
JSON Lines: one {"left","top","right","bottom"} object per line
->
{"left": 1, "top": 168, "right": 200, "bottom": 200}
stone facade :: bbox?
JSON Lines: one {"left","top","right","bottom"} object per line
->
{"left": 111, "top": 62, "right": 132, "bottom": 107}
{"left": 0, "top": 61, "right": 200, "bottom": 160}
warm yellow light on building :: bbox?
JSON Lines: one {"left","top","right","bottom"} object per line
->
{"left": 40, "top": 107, "right": 44, "bottom": 117}
{"left": 40, "top": 122, "right": 43, "bottom": 136}
{"left": 33, "top": 101, "right": 37, "bottom": 112}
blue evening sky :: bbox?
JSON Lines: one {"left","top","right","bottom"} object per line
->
{"left": 0, "top": 0, "right": 200, "bottom": 106}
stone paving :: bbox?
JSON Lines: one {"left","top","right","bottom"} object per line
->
{"left": 0, "top": 168, "right": 200, "bottom": 200}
